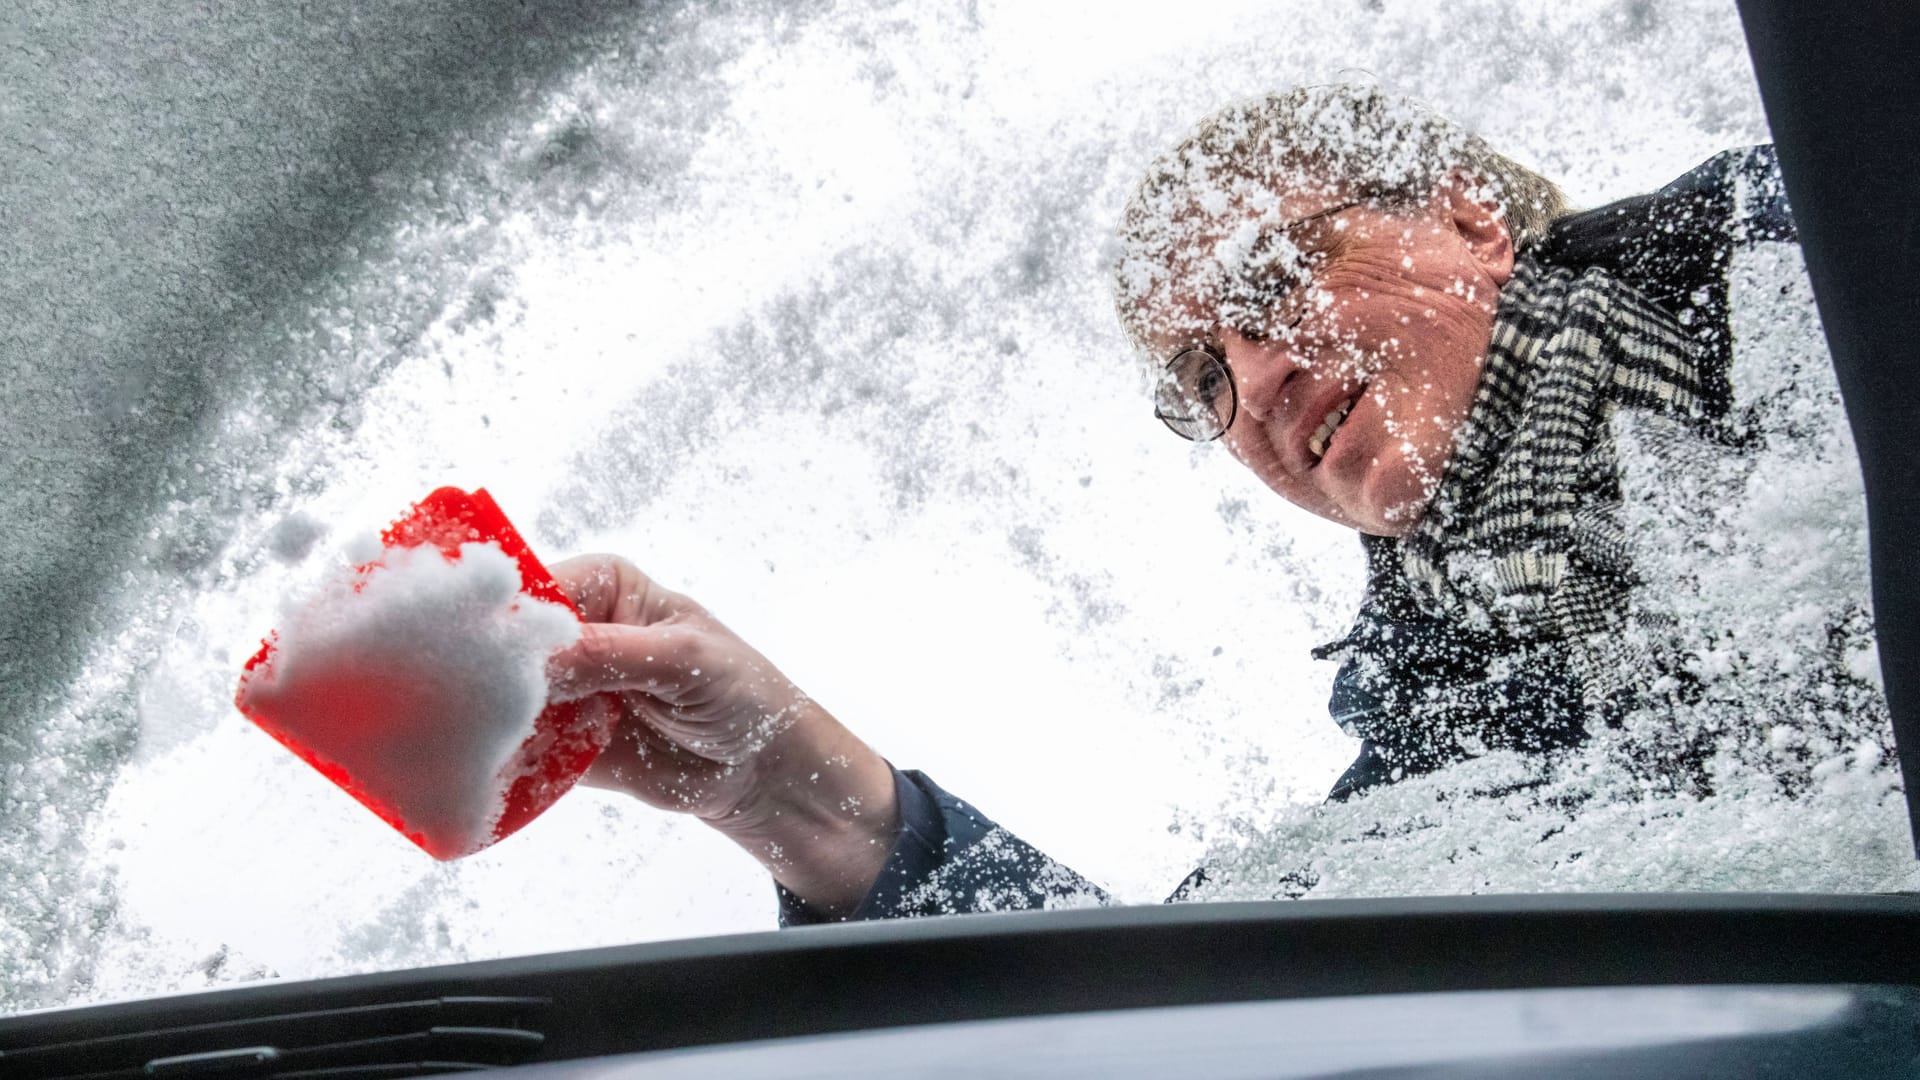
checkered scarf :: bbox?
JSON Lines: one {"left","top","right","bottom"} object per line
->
{"left": 1392, "top": 259, "right": 1714, "bottom": 648}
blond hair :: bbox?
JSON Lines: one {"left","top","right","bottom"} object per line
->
{"left": 1113, "top": 83, "right": 1567, "bottom": 358}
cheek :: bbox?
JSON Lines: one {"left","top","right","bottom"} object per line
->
{"left": 1364, "top": 318, "right": 1484, "bottom": 425}
{"left": 1440, "top": 350, "right": 1486, "bottom": 414}
{"left": 1303, "top": 300, "right": 1423, "bottom": 380}
{"left": 1372, "top": 379, "right": 1463, "bottom": 462}
{"left": 1348, "top": 377, "right": 1474, "bottom": 528}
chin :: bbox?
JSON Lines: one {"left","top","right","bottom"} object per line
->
{"left": 1348, "top": 461, "right": 1442, "bottom": 538}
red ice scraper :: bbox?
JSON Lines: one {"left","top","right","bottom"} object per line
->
{"left": 234, "top": 487, "right": 607, "bottom": 859}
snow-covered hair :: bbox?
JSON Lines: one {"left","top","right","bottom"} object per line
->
{"left": 1113, "top": 83, "right": 1568, "bottom": 359}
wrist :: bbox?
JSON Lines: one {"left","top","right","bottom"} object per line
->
{"left": 702, "top": 701, "right": 900, "bottom": 917}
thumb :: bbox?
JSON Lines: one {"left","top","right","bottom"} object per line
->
{"left": 546, "top": 622, "right": 713, "bottom": 703}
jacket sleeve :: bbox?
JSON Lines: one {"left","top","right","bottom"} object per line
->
{"left": 777, "top": 766, "right": 1109, "bottom": 926}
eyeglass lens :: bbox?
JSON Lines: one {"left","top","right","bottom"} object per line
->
{"left": 1155, "top": 348, "right": 1235, "bottom": 441}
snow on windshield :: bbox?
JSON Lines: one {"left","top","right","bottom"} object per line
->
{"left": 2, "top": 0, "right": 1906, "bottom": 1011}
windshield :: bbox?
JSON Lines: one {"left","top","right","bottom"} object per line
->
{"left": 3, "top": 0, "right": 1901, "bottom": 1012}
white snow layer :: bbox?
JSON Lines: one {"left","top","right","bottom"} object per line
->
{"left": 4, "top": 0, "right": 1910, "bottom": 1013}
{"left": 236, "top": 542, "right": 582, "bottom": 861}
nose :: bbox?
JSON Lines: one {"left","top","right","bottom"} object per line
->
{"left": 1219, "top": 330, "right": 1303, "bottom": 423}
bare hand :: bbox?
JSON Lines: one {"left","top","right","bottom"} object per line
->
{"left": 545, "top": 554, "right": 898, "bottom": 916}
{"left": 547, "top": 554, "right": 809, "bottom": 822}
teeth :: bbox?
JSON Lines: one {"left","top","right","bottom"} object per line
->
{"left": 1307, "top": 399, "right": 1354, "bottom": 461}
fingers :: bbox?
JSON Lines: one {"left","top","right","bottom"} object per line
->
{"left": 547, "top": 554, "right": 701, "bottom": 625}
{"left": 546, "top": 621, "right": 715, "bottom": 703}
{"left": 579, "top": 714, "right": 704, "bottom": 794}
{"left": 547, "top": 554, "right": 641, "bottom": 623}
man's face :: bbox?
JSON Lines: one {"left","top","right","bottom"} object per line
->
{"left": 1155, "top": 173, "right": 1514, "bottom": 536}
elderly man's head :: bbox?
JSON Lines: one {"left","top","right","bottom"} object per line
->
{"left": 1115, "top": 84, "right": 1566, "bottom": 536}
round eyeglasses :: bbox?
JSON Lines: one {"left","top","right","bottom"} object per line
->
{"left": 1153, "top": 347, "right": 1236, "bottom": 442}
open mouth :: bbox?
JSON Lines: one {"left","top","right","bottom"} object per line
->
{"left": 1307, "top": 394, "right": 1360, "bottom": 462}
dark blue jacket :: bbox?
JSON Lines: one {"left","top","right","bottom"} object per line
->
{"left": 782, "top": 146, "right": 1796, "bottom": 926}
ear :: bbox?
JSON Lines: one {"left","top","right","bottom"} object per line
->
{"left": 1439, "top": 169, "right": 1515, "bottom": 286}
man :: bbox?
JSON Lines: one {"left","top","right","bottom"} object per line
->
{"left": 543, "top": 84, "right": 1798, "bottom": 922}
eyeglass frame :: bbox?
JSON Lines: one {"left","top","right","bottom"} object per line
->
{"left": 1151, "top": 198, "right": 1369, "bottom": 443}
